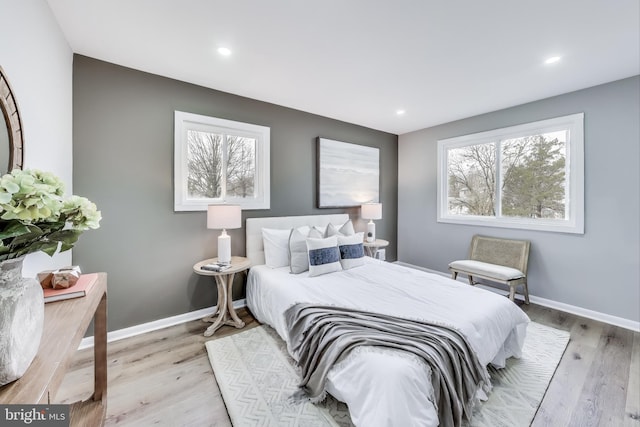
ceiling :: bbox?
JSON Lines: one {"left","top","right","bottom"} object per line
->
{"left": 46, "top": 0, "right": 640, "bottom": 135}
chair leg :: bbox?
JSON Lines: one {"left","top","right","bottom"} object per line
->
{"left": 451, "top": 271, "right": 458, "bottom": 280}
{"left": 522, "top": 280, "right": 530, "bottom": 304}
{"left": 468, "top": 275, "right": 474, "bottom": 286}
{"left": 508, "top": 285, "right": 516, "bottom": 301}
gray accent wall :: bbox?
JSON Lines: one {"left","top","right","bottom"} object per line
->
{"left": 72, "top": 55, "right": 398, "bottom": 332}
{"left": 398, "top": 76, "right": 640, "bottom": 323}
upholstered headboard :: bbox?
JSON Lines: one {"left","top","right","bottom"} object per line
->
{"left": 246, "top": 214, "right": 350, "bottom": 266}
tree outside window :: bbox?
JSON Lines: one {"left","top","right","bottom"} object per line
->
{"left": 174, "top": 111, "right": 270, "bottom": 211}
{"left": 501, "top": 133, "right": 566, "bottom": 219}
{"left": 187, "top": 131, "right": 256, "bottom": 200}
{"left": 438, "top": 113, "right": 583, "bottom": 234}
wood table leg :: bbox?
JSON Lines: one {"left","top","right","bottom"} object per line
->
{"left": 225, "top": 273, "right": 244, "bottom": 329}
{"left": 201, "top": 303, "right": 220, "bottom": 323}
{"left": 204, "top": 277, "right": 228, "bottom": 337}
{"left": 202, "top": 278, "right": 225, "bottom": 324}
{"left": 93, "top": 292, "right": 107, "bottom": 402}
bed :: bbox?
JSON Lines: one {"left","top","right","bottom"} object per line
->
{"left": 245, "top": 214, "right": 530, "bottom": 427}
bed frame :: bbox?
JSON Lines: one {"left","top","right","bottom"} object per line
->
{"left": 245, "top": 214, "right": 349, "bottom": 266}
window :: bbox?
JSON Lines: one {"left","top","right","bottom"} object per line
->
{"left": 437, "top": 113, "right": 584, "bottom": 234}
{"left": 174, "top": 111, "right": 270, "bottom": 211}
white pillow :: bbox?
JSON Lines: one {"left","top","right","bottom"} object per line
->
{"left": 288, "top": 226, "right": 315, "bottom": 274}
{"left": 326, "top": 220, "right": 355, "bottom": 237}
{"left": 296, "top": 225, "right": 311, "bottom": 236}
{"left": 306, "top": 235, "right": 342, "bottom": 277}
{"left": 308, "top": 227, "right": 324, "bottom": 239}
{"left": 337, "top": 232, "right": 365, "bottom": 270}
{"left": 262, "top": 228, "right": 291, "bottom": 268}
{"left": 312, "top": 224, "right": 327, "bottom": 236}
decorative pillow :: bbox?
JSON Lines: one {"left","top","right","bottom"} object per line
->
{"left": 312, "top": 224, "right": 327, "bottom": 236}
{"left": 306, "top": 235, "right": 342, "bottom": 277}
{"left": 262, "top": 228, "right": 291, "bottom": 268}
{"left": 308, "top": 227, "right": 324, "bottom": 239}
{"left": 326, "top": 220, "right": 355, "bottom": 237}
{"left": 337, "top": 232, "right": 365, "bottom": 270}
{"left": 297, "top": 225, "right": 312, "bottom": 236}
{"left": 288, "top": 226, "right": 314, "bottom": 274}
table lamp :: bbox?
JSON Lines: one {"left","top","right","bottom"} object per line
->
{"left": 361, "top": 202, "right": 382, "bottom": 243}
{"left": 207, "top": 204, "right": 241, "bottom": 265}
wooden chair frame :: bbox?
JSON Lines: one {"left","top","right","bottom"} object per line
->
{"left": 449, "top": 235, "right": 531, "bottom": 304}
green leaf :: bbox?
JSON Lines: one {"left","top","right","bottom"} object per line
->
{"left": 0, "top": 220, "right": 31, "bottom": 240}
{"left": 38, "top": 241, "right": 61, "bottom": 257}
{"left": 47, "top": 229, "right": 82, "bottom": 245}
{"left": 16, "top": 241, "right": 59, "bottom": 257}
{"left": 36, "top": 221, "right": 65, "bottom": 234}
{"left": 58, "top": 242, "right": 74, "bottom": 253}
{"left": 8, "top": 225, "right": 44, "bottom": 247}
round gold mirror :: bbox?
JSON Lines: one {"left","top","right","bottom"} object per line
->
{"left": 0, "top": 66, "right": 24, "bottom": 172}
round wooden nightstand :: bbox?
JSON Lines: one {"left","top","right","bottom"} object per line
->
{"left": 193, "top": 256, "right": 251, "bottom": 337}
{"left": 362, "top": 239, "right": 389, "bottom": 259}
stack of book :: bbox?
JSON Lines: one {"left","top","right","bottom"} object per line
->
{"left": 201, "top": 263, "right": 231, "bottom": 272}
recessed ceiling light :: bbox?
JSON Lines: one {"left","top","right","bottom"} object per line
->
{"left": 217, "top": 47, "right": 232, "bottom": 56}
{"left": 396, "top": 109, "right": 406, "bottom": 116}
{"left": 544, "top": 56, "right": 561, "bottom": 65}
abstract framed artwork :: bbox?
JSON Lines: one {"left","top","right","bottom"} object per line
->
{"left": 317, "top": 137, "right": 380, "bottom": 208}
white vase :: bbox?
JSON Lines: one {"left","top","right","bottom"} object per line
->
{"left": 0, "top": 256, "right": 44, "bottom": 386}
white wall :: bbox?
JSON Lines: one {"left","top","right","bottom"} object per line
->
{"left": 0, "top": 0, "right": 74, "bottom": 276}
{"left": 398, "top": 76, "right": 640, "bottom": 325}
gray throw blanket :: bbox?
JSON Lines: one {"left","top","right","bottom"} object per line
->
{"left": 284, "top": 303, "right": 491, "bottom": 427}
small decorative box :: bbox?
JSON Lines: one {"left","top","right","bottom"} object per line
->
{"left": 38, "top": 266, "right": 82, "bottom": 289}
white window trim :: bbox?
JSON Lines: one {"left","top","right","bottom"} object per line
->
{"left": 174, "top": 111, "right": 270, "bottom": 211}
{"left": 437, "top": 113, "right": 584, "bottom": 234}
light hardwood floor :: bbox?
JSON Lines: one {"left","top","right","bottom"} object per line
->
{"left": 57, "top": 305, "right": 639, "bottom": 426}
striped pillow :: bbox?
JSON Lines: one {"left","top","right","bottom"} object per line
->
{"left": 306, "top": 236, "right": 342, "bottom": 277}
{"left": 337, "top": 232, "right": 365, "bottom": 270}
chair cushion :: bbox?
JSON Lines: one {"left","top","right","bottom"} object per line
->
{"left": 449, "top": 260, "right": 524, "bottom": 281}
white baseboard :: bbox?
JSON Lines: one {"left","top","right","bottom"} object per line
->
{"left": 78, "top": 299, "right": 247, "bottom": 350}
{"left": 394, "top": 261, "right": 640, "bottom": 333}
{"left": 78, "top": 261, "right": 640, "bottom": 352}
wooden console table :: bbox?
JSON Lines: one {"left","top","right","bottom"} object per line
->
{"left": 0, "top": 272, "right": 108, "bottom": 426}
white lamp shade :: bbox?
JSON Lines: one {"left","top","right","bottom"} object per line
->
{"left": 207, "top": 204, "right": 241, "bottom": 230}
{"left": 361, "top": 203, "right": 382, "bottom": 220}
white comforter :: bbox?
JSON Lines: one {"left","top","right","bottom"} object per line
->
{"left": 247, "top": 258, "right": 530, "bottom": 427}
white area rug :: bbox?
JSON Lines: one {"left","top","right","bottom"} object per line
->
{"left": 206, "top": 322, "right": 569, "bottom": 427}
